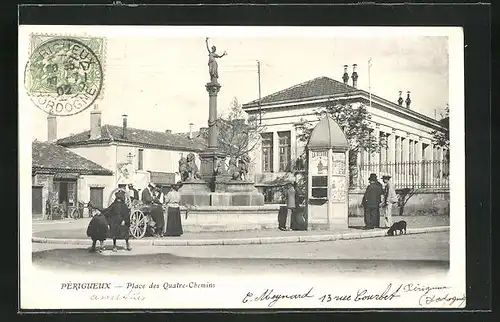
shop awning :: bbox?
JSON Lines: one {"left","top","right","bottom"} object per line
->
{"left": 53, "top": 172, "right": 80, "bottom": 180}
{"left": 149, "top": 171, "right": 175, "bottom": 186}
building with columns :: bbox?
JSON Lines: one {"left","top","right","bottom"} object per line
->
{"left": 242, "top": 73, "right": 449, "bottom": 196}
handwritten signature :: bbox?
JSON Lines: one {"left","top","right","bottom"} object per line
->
{"left": 242, "top": 287, "right": 314, "bottom": 307}
{"left": 418, "top": 293, "right": 466, "bottom": 307}
{"left": 90, "top": 290, "right": 145, "bottom": 301}
{"left": 401, "top": 283, "right": 466, "bottom": 307}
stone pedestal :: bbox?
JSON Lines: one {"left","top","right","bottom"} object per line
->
{"left": 198, "top": 148, "right": 226, "bottom": 191}
{"left": 178, "top": 180, "right": 211, "bottom": 206}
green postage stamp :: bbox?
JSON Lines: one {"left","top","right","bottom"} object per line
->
{"left": 24, "top": 34, "right": 106, "bottom": 116}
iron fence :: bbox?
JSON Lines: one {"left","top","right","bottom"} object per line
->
{"left": 356, "top": 160, "right": 450, "bottom": 189}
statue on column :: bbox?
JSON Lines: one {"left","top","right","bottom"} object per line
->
{"left": 205, "top": 37, "right": 227, "bottom": 84}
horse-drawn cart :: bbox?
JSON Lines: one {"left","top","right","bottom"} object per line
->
{"left": 107, "top": 188, "right": 162, "bottom": 239}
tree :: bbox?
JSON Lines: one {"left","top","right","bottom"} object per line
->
{"left": 294, "top": 99, "right": 385, "bottom": 188}
{"left": 431, "top": 104, "right": 450, "bottom": 150}
{"left": 208, "top": 97, "right": 265, "bottom": 159}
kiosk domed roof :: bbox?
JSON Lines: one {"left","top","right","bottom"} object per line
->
{"left": 307, "top": 115, "right": 349, "bottom": 150}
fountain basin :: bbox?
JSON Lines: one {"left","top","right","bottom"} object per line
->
{"left": 180, "top": 204, "right": 282, "bottom": 232}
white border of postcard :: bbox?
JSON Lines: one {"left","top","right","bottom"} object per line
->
{"left": 19, "top": 26, "right": 465, "bottom": 309}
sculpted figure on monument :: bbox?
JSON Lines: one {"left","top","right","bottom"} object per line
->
{"left": 214, "top": 157, "right": 227, "bottom": 175}
{"left": 228, "top": 156, "right": 241, "bottom": 181}
{"left": 178, "top": 156, "right": 189, "bottom": 182}
{"left": 186, "top": 153, "right": 201, "bottom": 181}
{"left": 238, "top": 154, "right": 250, "bottom": 181}
{"left": 205, "top": 37, "right": 227, "bottom": 83}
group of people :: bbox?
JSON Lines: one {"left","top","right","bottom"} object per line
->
{"left": 86, "top": 181, "right": 184, "bottom": 253}
{"left": 361, "top": 173, "right": 398, "bottom": 229}
{"left": 141, "top": 182, "right": 183, "bottom": 238}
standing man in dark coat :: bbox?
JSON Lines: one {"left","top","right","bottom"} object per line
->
{"left": 128, "top": 184, "right": 139, "bottom": 201}
{"left": 141, "top": 183, "right": 165, "bottom": 237}
{"left": 362, "top": 173, "right": 384, "bottom": 229}
{"left": 102, "top": 190, "right": 131, "bottom": 252}
{"left": 280, "top": 182, "right": 296, "bottom": 231}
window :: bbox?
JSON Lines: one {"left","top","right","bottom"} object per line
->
{"left": 311, "top": 175, "right": 328, "bottom": 199}
{"left": 278, "top": 131, "right": 291, "bottom": 172}
{"left": 261, "top": 133, "right": 273, "bottom": 172}
{"left": 138, "top": 149, "right": 144, "bottom": 170}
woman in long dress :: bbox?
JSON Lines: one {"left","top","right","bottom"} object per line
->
{"left": 205, "top": 37, "right": 227, "bottom": 82}
{"left": 164, "top": 182, "right": 183, "bottom": 237}
{"left": 102, "top": 190, "right": 132, "bottom": 251}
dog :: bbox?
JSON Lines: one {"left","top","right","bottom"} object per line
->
{"left": 386, "top": 221, "right": 407, "bottom": 236}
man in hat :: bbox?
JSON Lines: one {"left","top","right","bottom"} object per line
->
{"left": 280, "top": 182, "right": 296, "bottom": 231}
{"left": 362, "top": 173, "right": 384, "bottom": 229}
{"left": 381, "top": 175, "right": 398, "bottom": 228}
{"left": 141, "top": 183, "right": 165, "bottom": 237}
{"left": 128, "top": 184, "right": 139, "bottom": 202}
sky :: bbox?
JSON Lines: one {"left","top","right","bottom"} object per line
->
{"left": 19, "top": 26, "right": 450, "bottom": 141}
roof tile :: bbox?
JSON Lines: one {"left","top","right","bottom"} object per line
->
{"left": 243, "top": 76, "right": 357, "bottom": 106}
{"left": 32, "top": 141, "right": 113, "bottom": 175}
{"left": 57, "top": 125, "right": 206, "bottom": 151}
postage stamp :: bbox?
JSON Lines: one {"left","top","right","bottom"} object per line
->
{"left": 24, "top": 35, "right": 105, "bottom": 116}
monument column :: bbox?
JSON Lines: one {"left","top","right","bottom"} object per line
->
{"left": 206, "top": 82, "right": 221, "bottom": 149}
{"left": 198, "top": 80, "right": 227, "bottom": 187}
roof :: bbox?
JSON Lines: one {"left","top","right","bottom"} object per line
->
{"left": 57, "top": 125, "right": 207, "bottom": 151}
{"left": 32, "top": 141, "right": 113, "bottom": 175}
{"left": 241, "top": 76, "right": 446, "bottom": 130}
{"left": 307, "top": 115, "right": 349, "bottom": 150}
{"left": 243, "top": 76, "right": 357, "bottom": 106}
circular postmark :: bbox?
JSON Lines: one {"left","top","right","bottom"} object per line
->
{"left": 24, "top": 38, "right": 103, "bottom": 116}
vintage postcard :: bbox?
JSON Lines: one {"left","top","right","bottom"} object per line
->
{"left": 19, "top": 25, "right": 465, "bottom": 310}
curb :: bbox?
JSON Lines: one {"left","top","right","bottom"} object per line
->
{"left": 32, "top": 226, "right": 449, "bottom": 247}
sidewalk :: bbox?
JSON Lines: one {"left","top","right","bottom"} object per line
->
{"left": 32, "top": 215, "right": 449, "bottom": 246}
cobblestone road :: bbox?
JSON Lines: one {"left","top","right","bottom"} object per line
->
{"left": 32, "top": 231, "right": 449, "bottom": 278}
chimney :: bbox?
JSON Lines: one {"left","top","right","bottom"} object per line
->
{"left": 47, "top": 114, "right": 57, "bottom": 143}
{"left": 351, "top": 64, "right": 358, "bottom": 88}
{"left": 189, "top": 123, "right": 194, "bottom": 139}
{"left": 405, "top": 91, "right": 411, "bottom": 108}
{"left": 90, "top": 106, "right": 102, "bottom": 139}
{"left": 397, "top": 91, "right": 404, "bottom": 106}
{"left": 342, "top": 65, "right": 349, "bottom": 84}
{"left": 165, "top": 130, "right": 172, "bottom": 134}
{"left": 122, "top": 114, "right": 128, "bottom": 139}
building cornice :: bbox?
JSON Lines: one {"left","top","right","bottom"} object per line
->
{"left": 243, "top": 91, "right": 446, "bottom": 131}
{"left": 32, "top": 167, "right": 114, "bottom": 176}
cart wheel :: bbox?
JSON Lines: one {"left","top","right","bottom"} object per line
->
{"left": 129, "top": 209, "right": 147, "bottom": 239}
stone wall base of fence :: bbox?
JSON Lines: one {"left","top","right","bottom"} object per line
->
{"left": 348, "top": 188, "right": 450, "bottom": 217}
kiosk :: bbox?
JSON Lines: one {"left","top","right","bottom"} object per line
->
{"left": 306, "top": 115, "right": 350, "bottom": 229}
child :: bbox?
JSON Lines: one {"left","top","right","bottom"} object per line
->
{"left": 86, "top": 207, "right": 109, "bottom": 253}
